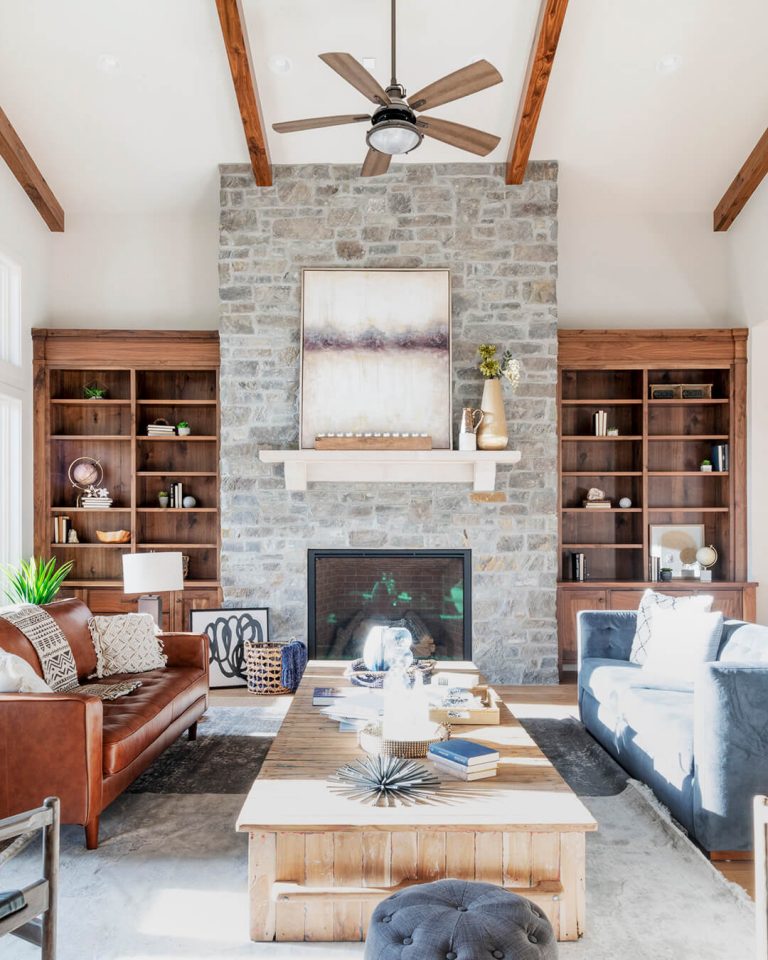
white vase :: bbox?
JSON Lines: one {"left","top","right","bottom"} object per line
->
{"left": 476, "top": 378, "right": 508, "bottom": 450}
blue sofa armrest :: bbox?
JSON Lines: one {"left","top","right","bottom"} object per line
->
{"left": 577, "top": 610, "right": 636, "bottom": 664}
{"left": 694, "top": 662, "right": 768, "bottom": 852}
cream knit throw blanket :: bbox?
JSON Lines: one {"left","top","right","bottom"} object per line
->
{"left": 0, "top": 604, "right": 141, "bottom": 700}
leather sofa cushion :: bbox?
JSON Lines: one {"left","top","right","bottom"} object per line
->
{"left": 0, "top": 598, "right": 97, "bottom": 680}
{"left": 101, "top": 667, "right": 207, "bottom": 775}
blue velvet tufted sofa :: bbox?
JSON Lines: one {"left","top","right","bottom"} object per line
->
{"left": 578, "top": 608, "right": 768, "bottom": 853}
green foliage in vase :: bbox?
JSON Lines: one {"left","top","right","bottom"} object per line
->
{"left": 478, "top": 344, "right": 522, "bottom": 390}
{"left": 2, "top": 557, "right": 75, "bottom": 605}
{"left": 177, "top": 421, "right": 190, "bottom": 429}
{"left": 83, "top": 384, "right": 107, "bottom": 399}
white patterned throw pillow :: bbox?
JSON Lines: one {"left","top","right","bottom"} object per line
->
{"left": 629, "top": 589, "right": 713, "bottom": 665}
{"left": 642, "top": 606, "right": 724, "bottom": 685}
{"left": 89, "top": 614, "right": 166, "bottom": 677}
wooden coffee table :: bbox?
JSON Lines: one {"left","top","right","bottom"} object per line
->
{"left": 237, "top": 661, "right": 597, "bottom": 943}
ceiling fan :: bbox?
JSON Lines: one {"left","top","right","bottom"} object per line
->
{"left": 271, "top": 0, "right": 503, "bottom": 177}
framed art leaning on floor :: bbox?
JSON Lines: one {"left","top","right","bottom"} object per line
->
{"left": 190, "top": 607, "right": 270, "bottom": 688}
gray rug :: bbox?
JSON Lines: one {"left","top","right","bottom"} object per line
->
{"left": 0, "top": 708, "right": 755, "bottom": 959}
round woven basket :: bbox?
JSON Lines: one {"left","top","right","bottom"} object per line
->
{"left": 359, "top": 721, "right": 450, "bottom": 759}
{"left": 243, "top": 640, "right": 292, "bottom": 696}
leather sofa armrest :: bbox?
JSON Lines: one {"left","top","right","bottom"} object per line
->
{"left": 162, "top": 632, "right": 209, "bottom": 674}
{"left": 0, "top": 693, "right": 103, "bottom": 826}
{"left": 694, "top": 662, "right": 768, "bottom": 851}
{"left": 577, "top": 610, "right": 636, "bottom": 663}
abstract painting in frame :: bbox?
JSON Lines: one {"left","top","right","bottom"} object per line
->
{"left": 649, "top": 524, "right": 705, "bottom": 579}
{"left": 190, "top": 607, "right": 270, "bottom": 688}
{"left": 300, "top": 268, "right": 452, "bottom": 449}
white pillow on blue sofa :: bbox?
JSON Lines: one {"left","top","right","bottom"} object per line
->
{"left": 630, "top": 589, "right": 713, "bottom": 665}
{"left": 642, "top": 606, "right": 724, "bottom": 685}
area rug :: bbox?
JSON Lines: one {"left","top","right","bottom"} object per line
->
{"left": 1, "top": 708, "right": 754, "bottom": 959}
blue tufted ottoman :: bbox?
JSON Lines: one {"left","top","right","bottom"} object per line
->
{"left": 364, "top": 879, "right": 557, "bottom": 960}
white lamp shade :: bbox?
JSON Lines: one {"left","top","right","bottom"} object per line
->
{"left": 122, "top": 552, "right": 184, "bottom": 594}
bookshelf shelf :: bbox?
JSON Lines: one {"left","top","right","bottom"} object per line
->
{"left": 34, "top": 329, "right": 222, "bottom": 630}
{"left": 557, "top": 328, "right": 752, "bottom": 673}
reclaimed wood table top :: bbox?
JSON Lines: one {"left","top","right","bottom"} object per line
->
{"left": 237, "top": 661, "right": 598, "bottom": 834}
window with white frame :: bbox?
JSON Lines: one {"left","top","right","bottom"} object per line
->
{"left": 0, "top": 251, "right": 23, "bottom": 579}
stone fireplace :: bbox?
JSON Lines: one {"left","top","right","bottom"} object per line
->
{"left": 219, "top": 161, "right": 559, "bottom": 684}
{"left": 307, "top": 548, "right": 471, "bottom": 660}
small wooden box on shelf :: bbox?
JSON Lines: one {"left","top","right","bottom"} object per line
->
{"left": 557, "top": 328, "right": 755, "bottom": 673}
{"left": 33, "top": 329, "right": 222, "bottom": 630}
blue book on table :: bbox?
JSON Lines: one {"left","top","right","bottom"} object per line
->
{"left": 428, "top": 739, "right": 500, "bottom": 767}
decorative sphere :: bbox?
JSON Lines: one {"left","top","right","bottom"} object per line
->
{"left": 619, "top": 497, "right": 632, "bottom": 509}
{"left": 72, "top": 461, "right": 99, "bottom": 486}
{"left": 696, "top": 545, "right": 718, "bottom": 569}
{"left": 182, "top": 496, "right": 197, "bottom": 508}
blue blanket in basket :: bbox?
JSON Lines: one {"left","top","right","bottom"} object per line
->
{"left": 281, "top": 639, "right": 308, "bottom": 692}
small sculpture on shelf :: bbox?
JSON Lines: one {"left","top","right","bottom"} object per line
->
{"left": 696, "top": 545, "right": 718, "bottom": 583}
{"left": 67, "top": 529, "right": 80, "bottom": 544}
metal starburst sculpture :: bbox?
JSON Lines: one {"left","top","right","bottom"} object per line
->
{"left": 329, "top": 755, "right": 440, "bottom": 807}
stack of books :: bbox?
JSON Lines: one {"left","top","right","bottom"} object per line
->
{"left": 427, "top": 738, "right": 500, "bottom": 781}
{"left": 583, "top": 497, "right": 611, "bottom": 509}
{"left": 592, "top": 410, "right": 608, "bottom": 436}
{"left": 53, "top": 515, "right": 71, "bottom": 543}
{"left": 81, "top": 495, "right": 113, "bottom": 509}
{"left": 712, "top": 443, "right": 729, "bottom": 472}
{"left": 168, "top": 482, "right": 184, "bottom": 507}
{"left": 147, "top": 422, "right": 176, "bottom": 437}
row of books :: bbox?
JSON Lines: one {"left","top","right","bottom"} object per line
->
{"left": 167, "top": 483, "right": 185, "bottom": 508}
{"left": 53, "top": 515, "right": 72, "bottom": 543}
{"left": 592, "top": 410, "right": 609, "bottom": 436}
{"left": 571, "top": 552, "right": 588, "bottom": 582}
{"left": 711, "top": 443, "right": 729, "bottom": 472}
{"left": 427, "top": 739, "right": 500, "bottom": 781}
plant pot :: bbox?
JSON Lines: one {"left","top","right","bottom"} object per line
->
{"left": 659, "top": 570, "right": 673, "bottom": 582}
{"left": 178, "top": 427, "right": 191, "bottom": 437}
{"left": 158, "top": 496, "right": 169, "bottom": 508}
{"left": 476, "top": 378, "right": 508, "bottom": 451}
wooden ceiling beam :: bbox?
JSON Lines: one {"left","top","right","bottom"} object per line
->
{"left": 714, "top": 127, "right": 768, "bottom": 232}
{"left": 0, "top": 106, "right": 64, "bottom": 232}
{"left": 506, "top": 0, "right": 569, "bottom": 185}
{"left": 215, "top": 0, "right": 272, "bottom": 187}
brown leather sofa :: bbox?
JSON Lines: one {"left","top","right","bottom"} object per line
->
{"left": 0, "top": 598, "right": 209, "bottom": 848}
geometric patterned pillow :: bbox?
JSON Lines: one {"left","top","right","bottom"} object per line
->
{"left": 629, "top": 589, "right": 713, "bottom": 665}
{"left": 88, "top": 614, "right": 167, "bottom": 677}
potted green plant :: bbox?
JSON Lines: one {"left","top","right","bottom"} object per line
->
{"left": 700, "top": 458, "right": 713, "bottom": 472}
{"left": 158, "top": 490, "right": 170, "bottom": 508}
{"left": 659, "top": 567, "right": 673, "bottom": 582}
{"left": 2, "top": 557, "right": 74, "bottom": 604}
{"left": 177, "top": 421, "right": 191, "bottom": 437}
{"left": 83, "top": 382, "right": 108, "bottom": 400}
{"left": 476, "top": 345, "right": 521, "bottom": 451}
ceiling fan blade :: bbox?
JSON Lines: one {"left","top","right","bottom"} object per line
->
{"left": 408, "top": 59, "right": 502, "bottom": 112}
{"left": 417, "top": 116, "right": 500, "bottom": 156}
{"left": 272, "top": 114, "right": 371, "bottom": 134}
{"left": 361, "top": 148, "right": 392, "bottom": 177}
{"left": 319, "top": 53, "right": 391, "bottom": 106}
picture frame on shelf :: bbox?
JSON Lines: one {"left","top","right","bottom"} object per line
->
{"left": 649, "top": 524, "right": 705, "bottom": 580}
{"left": 190, "top": 607, "right": 270, "bottom": 688}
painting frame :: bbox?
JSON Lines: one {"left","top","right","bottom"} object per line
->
{"left": 189, "top": 607, "right": 270, "bottom": 688}
{"left": 299, "top": 268, "right": 452, "bottom": 450}
{"left": 649, "top": 524, "right": 705, "bottom": 580}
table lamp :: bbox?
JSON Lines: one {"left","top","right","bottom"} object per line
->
{"left": 122, "top": 552, "right": 184, "bottom": 626}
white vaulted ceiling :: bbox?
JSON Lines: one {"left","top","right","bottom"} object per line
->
{"left": 0, "top": 0, "right": 766, "bottom": 215}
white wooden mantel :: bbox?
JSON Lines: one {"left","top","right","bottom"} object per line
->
{"left": 258, "top": 449, "right": 522, "bottom": 492}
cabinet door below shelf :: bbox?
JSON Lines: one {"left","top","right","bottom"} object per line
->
{"left": 557, "top": 588, "right": 607, "bottom": 668}
{"left": 609, "top": 588, "right": 744, "bottom": 621}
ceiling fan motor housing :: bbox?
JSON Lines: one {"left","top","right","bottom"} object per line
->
{"left": 366, "top": 97, "right": 423, "bottom": 155}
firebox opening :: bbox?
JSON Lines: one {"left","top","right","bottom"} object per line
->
{"left": 307, "top": 549, "right": 471, "bottom": 660}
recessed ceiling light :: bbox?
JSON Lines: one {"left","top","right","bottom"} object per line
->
{"left": 656, "top": 54, "right": 683, "bottom": 75}
{"left": 362, "top": 57, "right": 376, "bottom": 71}
{"left": 97, "top": 53, "right": 120, "bottom": 74}
{"left": 268, "top": 55, "right": 292, "bottom": 74}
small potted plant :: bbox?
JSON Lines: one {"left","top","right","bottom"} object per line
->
{"left": 700, "top": 458, "right": 713, "bottom": 472}
{"left": 659, "top": 567, "right": 673, "bottom": 582}
{"left": 83, "top": 381, "right": 108, "bottom": 400}
{"left": 177, "top": 421, "right": 191, "bottom": 437}
{"left": 158, "top": 490, "right": 169, "bottom": 508}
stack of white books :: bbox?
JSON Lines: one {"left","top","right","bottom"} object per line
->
{"left": 147, "top": 422, "right": 176, "bottom": 437}
{"left": 81, "top": 496, "right": 113, "bottom": 509}
{"left": 427, "top": 738, "right": 500, "bottom": 781}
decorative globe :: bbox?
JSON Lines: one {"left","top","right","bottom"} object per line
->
{"left": 72, "top": 460, "right": 100, "bottom": 486}
{"left": 696, "top": 545, "right": 718, "bottom": 569}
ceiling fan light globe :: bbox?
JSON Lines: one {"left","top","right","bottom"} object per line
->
{"left": 366, "top": 120, "right": 422, "bottom": 156}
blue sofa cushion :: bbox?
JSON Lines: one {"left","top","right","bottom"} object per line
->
{"left": 718, "top": 620, "right": 768, "bottom": 664}
{"left": 620, "top": 686, "right": 695, "bottom": 791}
{"left": 580, "top": 657, "right": 642, "bottom": 708}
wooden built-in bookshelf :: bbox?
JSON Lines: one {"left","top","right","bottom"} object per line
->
{"left": 33, "top": 330, "right": 221, "bottom": 631}
{"left": 557, "top": 328, "right": 756, "bottom": 671}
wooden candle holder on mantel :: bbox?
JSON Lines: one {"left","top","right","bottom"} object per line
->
{"left": 315, "top": 433, "right": 432, "bottom": 451}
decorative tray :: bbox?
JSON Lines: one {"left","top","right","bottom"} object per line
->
{"left": 428, "top": 685, "right": 502, "bottom": 726}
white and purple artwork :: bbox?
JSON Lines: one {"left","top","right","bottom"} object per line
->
{"left": 300, "top": 269, "right": 452, "bottom": 449}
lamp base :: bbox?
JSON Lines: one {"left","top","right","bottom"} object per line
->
{"left": 137, "top": 594, "right": 162, "bottom": 626}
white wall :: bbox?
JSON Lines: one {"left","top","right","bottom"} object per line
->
{"left": 0, "top": 163, "right": 52, "bottom": 557}
{"left": 48, "top": 211, "right": 218, "bottom": 330}
{"left": 727, "top": 179, "right": 768, "bottom": 622}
